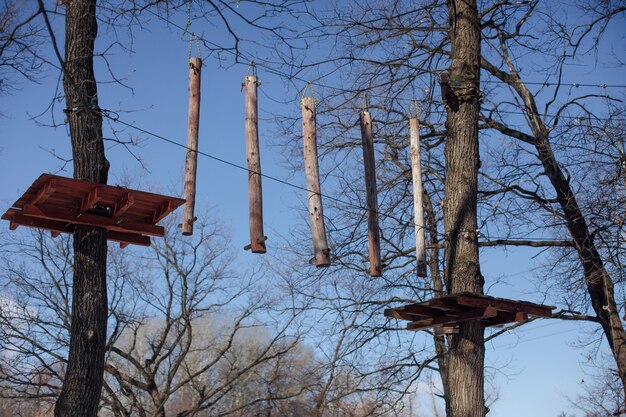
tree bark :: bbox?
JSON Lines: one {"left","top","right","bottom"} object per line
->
{"left": 360, "top": 110, "right": 382, "bottom": 276}
{"left": 301, "top": 97, "right": 331, "bottom": 267}
{"left": 443, "top": 1, "right": 485, "bottom": 416}
{"left": 410, "top": 117, "right": 427, "bottom": 277}
{"left": 55, "top": 0, "right": 109, "bottom": 416}
{"left": 182, "top": 57, "right": 202, "bottom": 236}
{"left": 244, "top": 75, "right": 266, "bottom": 253}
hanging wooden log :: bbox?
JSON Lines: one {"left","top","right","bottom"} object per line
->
{"left": 182, "top": 57, "right": 202, "bottom": 236}
{"left": 359, "top": 110, "right": 382, "bottom": 277}
{"left": 243, "top": 75, "right": 267, "bottom": 253}
{"left": 301, "top": 96, "right": 331, "bottom": 267}
{"left": 409, "top": 116, "right": 427, "bottom": 277}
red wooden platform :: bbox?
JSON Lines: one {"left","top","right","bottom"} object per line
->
{"left": 2, "top": 174, "right": 185, "bottom": 247}
{"left": 385, "top": 292, "right": 554, "bottom": 332}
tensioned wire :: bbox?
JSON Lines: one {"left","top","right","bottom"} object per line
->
{"left": 101, "top": 109, "right": 579, "bottom": 245}
{"left": 144, "top": 6, "right": 626, "bottom": 125}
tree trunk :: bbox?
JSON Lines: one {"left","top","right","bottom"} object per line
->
{"left": 424, "top": 189, "right": 451, "bottom": 412}
{"left": 55, "top": 1, "right": 109, "bottom": 416}
{"left": 443, "top": 1, "right": 485, "bottom": 416}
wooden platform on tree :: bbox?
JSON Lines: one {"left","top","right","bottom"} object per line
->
{"left": 384, "top": 292, "right": 555, "bottom": 332}
{"left": 2, "top": 174, "right": 185, "bottom": 247}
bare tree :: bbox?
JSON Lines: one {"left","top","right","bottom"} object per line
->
{"left": 563, "top": 353, "right": 625, "bottom": 417}
{"left": 0, "top": 0, "right": 45, "bottom": 96}
{"left": 0, "top": 218, "right": 324, "bottom": 417}
{"left": 478, "top": 1, "right": 626, "bottom": 394}
{"left": 0, "top": 1, "right": 307, "bottom": 415}
{"left": 269, "top": 0, "right": 626, "bottom": 412}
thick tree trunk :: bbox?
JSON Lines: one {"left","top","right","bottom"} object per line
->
{"left": 55, "top": 1, "right": 109, "bottom": 416}
{"left": 443, "top": 1, "right": 485, "bottom": 416}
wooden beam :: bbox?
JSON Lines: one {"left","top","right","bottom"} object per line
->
{"left": 407, "top": 306, "right": 497, "bottom": 331}
{"left": 384, "top": 308, "right": 416, "bottom": 321}
{"left": 9, "top": 216, "right": 19, "bottom": 230}
{"left": 455, "top": 294, "right": 554, "bottom": 317}
{"left": 22, "top": 204, "right": 164, "bottom": 237}
{"left": 301, "top": 96, "right": 331, "bottom": 267}
{"left": 385, "top": 304, "right": 445, "bottom": 321}
{"left": 409, "top": 116, "right": 427, "bottom": 277}
{"left": 107, "top": 231, "right": 150, "bottom": 247}
{"left": 427, "top": 296, "right": 466, "bottom": 312}
{"left": 113, "top": 192, "right": 134, "bottom": 218}
{"left": 80, "top": 186, "right": 102, "bottom": 213}
{"left": 30, "top": 178, "right": 57, "bottom": 206}
{"left": 244, "top": 75, "right": 266, "bottom": 253}
{"left": 486, "top": 311, "right": 528, "bottom": 326}
{"left": 360, "top": 110, "right": 382, "bottom": 277}
{"left": 9, "top": 213, "right": 75, "bottom": 234}
{"left": 182, "top": 57, "right": 202, "bottom": 236}
{"left": 403, "top": 303, "right": 447, "bottom": 318}
{"left": 153, "top": 199, "right": 173, "bottom": 224}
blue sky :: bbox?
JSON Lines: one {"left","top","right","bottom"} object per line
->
{"left": 1, "top": 3, "right": 624, "bottom": 416}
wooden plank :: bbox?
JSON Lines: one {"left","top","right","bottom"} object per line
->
{"left": 22, "top": 204, "right": 164, "bottom": 237}
{"left": 7, "top": 175, "right": 184, "bottom": 212}
{"left": 8, "top": 213, "right": 75, "bottom": 234}
{"left": 426, "top": 296, "right": 466, "bottom": 312}
{"left": 403, "top": 303, "right": 447, "bottom": 317}
{"left": 182, "top": 57, "right": 202, "bottom": 236}
{"left": 455, "top": 294, "right": 553, "bottom": 317}
{"left": 30, "top": 178, "right": 57, "bottom": 206}
{"left": 3, "top": 174, "right": 184, "bottom": 247}
{"left": 407, "top": 306, "right": 497, "bottom": 331}
{"left": 107, "top": 231, "right": 150, "bottom": 247}
{"left": 360, "top": 110, "right": 382, "bottom": 276}
{"left": 8, "top": 212, "right": 149, "bottom": 248}
{"left": 385, "top": 303, "right": 445, "bottom": 320}
{"left": 409, "top": 117, "right": 427, "bottom": 277}
{"left": 301, "top": 96, "right": 331, "bottom": 267}
{"left": 244, "top": 75, "right": 266, "bottom": 253}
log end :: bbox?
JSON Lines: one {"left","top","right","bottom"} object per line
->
{"left": 417, "top": 261, "right": 428, "bottom": 278}
{"left": 314, "top": 251, "right": 331, "bottom": 268}
{"left": 369, "top": 265, "right": 383, "bottom": 277}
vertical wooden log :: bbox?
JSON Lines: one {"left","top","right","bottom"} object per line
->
{"left": 360, "top": 110, "right": 382, "bottom": 277}
{"left": 182, "top": 57, "right": 202, "bottom": 236}
{"left": 301, "top": 97, "right": 331, "bottom": 267}
{"left": 410, "top": 117, "right": 427, "bottom": 277}
{"left": 244, "top": 75, "right": 266, "bottom": 253}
